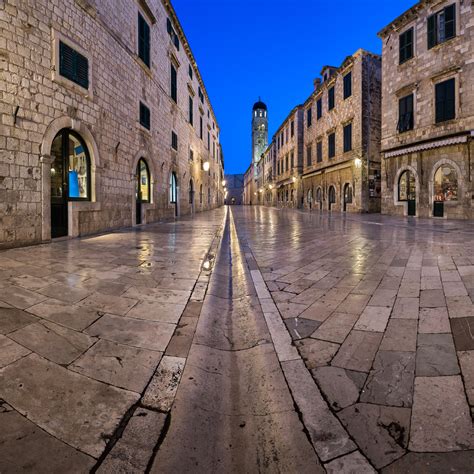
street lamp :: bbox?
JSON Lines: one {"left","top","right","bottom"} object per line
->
{"left": 203, "top": 161, "right": 210, "bottom": 172}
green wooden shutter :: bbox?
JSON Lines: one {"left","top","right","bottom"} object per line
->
{"left": 444, "top": 4, "right": 456, "bottom": 40}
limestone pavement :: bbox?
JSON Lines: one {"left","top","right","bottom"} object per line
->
{"left": 0, "top": 205, "right": 474, "bottom": 472}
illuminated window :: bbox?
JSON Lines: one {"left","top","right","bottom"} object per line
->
{"left": 136, "top": 158, "right": 150, "bottom": 203}
{"left": 434, "top": 164, "right": 458, "bottom": 201}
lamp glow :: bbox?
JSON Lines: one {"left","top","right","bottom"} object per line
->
{"left": 203, "top": 161, "right": 210, "bottom": 172}
{"left": 292, "top": 176, "right": 297, "bottom": 182}
{"left": 222, "top": 180, "right": 226, "bottom": 186}
{"left": 354, "top": 157, "right": 362, "bottom": 168}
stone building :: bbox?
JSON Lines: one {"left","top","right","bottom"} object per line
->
{"left": 301, "top": 50, "right": 382, "bottom": 213}
{"left": 274, "top": 106, "right": 304, "bottom": 208}
{"left": 0, "top": 0, "right": 224, "bottom": 249}
{"left": 223, "top": 173, "right": 244, "bottom": 205}
{"left": 243, "top": 163, "right": 255, "bottom": 205}
{"left": 378, "top": 0, "right": 473, "bottom": 219}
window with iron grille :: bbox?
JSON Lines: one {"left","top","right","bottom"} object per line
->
{"left": 343, "top": 72, "right": 352, "bottom": 99}
{"left": 59, "top": 41, "right": 89, "bottom": 89}
{"left": 317, "top": 141, "right": 323, "bottom": 163}
{"left": 343, "top": 123, "right": 352, "bottom": 152}
{"left": 170, "top": 63, "right": 177, "bottom": 103}
{"left": 167, "top": 18, "right": 180, "bottom": 50}
{"left": 138, "top": 13, "right": 150, "bottom": 67}
{"left": 139, "top": 102, "right": 150, "bottom": 130}
{"left": 435, "top": 78, "right": 455, "bottom": 123}
{"left": 328, "top": 86, "right": 335, "bottom": 110}
{"left": 428, "top": 4, "right": 456, "bottom": 49}
{"left": 328, "top": 133, "right": 335, "bottom": 159}
{"left": 397, "top": 94, "right": 414, "bottom": 132}
{"left": 171, "top": 131, "right": 178, "bottom": 150}
{"left": 317, "top": 98, "right": 322, "bottom": 120}
{"left": 399, "top": 28, "right": 414, "bottom": 64}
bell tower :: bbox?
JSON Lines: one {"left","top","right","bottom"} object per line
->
{"left": 252, "top": 98, "right": 268, "bottom": 168}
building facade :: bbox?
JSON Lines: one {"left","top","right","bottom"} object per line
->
{"left": 301, "top": 50, "right": 382, "bottom": 213}
{"left": 0, "top": 0, "right": 224, "bottom": 249}
{"left": 274, "top": 106, "right": 304, "bottom": 208}
{"left": 378, "top": 0, "right": 473, "bottom": 219}
{"left": 224, "top": 173, "right": 244, "bottom": 205}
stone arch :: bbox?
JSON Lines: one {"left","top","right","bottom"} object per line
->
{"left": 428, "top": 157, "right": 463, "bottom": 208}
{"left": 393, "top": 164, "right": 419, "bottom": 216}
{"left": 40, "top": 116, "right": 101, "bottom": 240}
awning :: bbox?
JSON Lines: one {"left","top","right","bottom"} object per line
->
{"left": 383, "top": 134, "right": 469, "bottom": 158}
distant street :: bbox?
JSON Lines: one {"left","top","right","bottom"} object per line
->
{"left": 1, "top": 206, "right": 474, "bottom": 472}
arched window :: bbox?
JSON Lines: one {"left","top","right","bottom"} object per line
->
{"left": 316, "top": 187, "right": 322, "bottom": 202}
{"left": 136, "top": 158, "right": 150, "bottom": 203}
{"left": 169, "top": 172, "right": 177, "bottom": 203}
{"left": 328, "top": 186, "right": 336, "bottom": 203}
{"left": 344, "top": 183, "right": 353, "bottom": 203}
{"left": 398, "top": 170, "right": 416, "bottom": 201}
{"left": 51, "top": 129, "right": 91, "bottom": 201}
{"left": 189, "top": 179, "right": 194, "bottom": 204}
{"left": 434, "top": 164, "right": 458, "bottom": 201}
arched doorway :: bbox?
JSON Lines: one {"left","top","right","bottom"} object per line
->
{"left": 328, "top": 186, "right": 336, "bottom": 211}
{"left": 169, "top": 172, "right": 178, "bottom": 217}
{"left": 50, "top": 129, "right": 91, "bottom": 238}
{"left": 316, "top": 187, "right": 322, "bottom": 210}
{"left": 136, "top": 158, "right": 150, "bottom": 225}
{"left": 343, "top": 183, "right": 352, "bottom": 212}
{"left": 189, "top": 179, "right": 194, "bottom": 213}
{"left": 398, "top": 170, "right": 416, "bottom": 216}
{"left": 433, "top": 164, "right": 458, "bottom": 217}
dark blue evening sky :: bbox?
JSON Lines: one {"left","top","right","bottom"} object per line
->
{"left": 172, "top": 0, "right": 415, "bottom": 174}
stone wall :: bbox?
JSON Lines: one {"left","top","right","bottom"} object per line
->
{"left": 0, "top": 0, "right": 223, "bottom": 248}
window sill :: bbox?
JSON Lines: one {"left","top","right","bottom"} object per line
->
{"left": 136, "top": 56, "right": 153, "bottom": 77}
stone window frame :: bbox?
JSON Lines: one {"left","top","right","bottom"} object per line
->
{"left": 398, "top": 25, "right": 415, "bottom": 65}
{"left": 431, "top": 69, "right": 460, "bottom": 126}
{"left": 51, "top": 29, "right": 93, "bottom": 98}
{"left": 395, "top": 83, "right": 418, "bottom": 133}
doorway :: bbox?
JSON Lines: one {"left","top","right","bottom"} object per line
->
{"left": 170, "top": 172, "right": 178, "bottom": 217}
{"left": 343, "top": 183, "right": 352, "bottom": 212}
{"left": 50, "top": 129, "right": 91, "bottom": 238}
{"left": 398, "top": 170, "right": 416, "bottom": 217}
{"left": 328, "top": 186, "right": 336, "bottom": 211}
{"left": 136, "top": 158, "right": 150, "bottom": 225}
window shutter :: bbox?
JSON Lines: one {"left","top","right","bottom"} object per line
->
{"left": 59, "top": 41, "right": 75, "bottom": 80}
{"left": 444, "top": 4, "right": 456, "bottom": 40}
{"left": 427, "top": 14, "right": 437, "bottom": 49}
{"left": 76, "top": 53, "right": 89, "bottom": 89}
{"left": 167, "top": 18, "right": 172, "bottom": 34}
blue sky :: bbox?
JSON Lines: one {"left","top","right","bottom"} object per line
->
{"left": 173, "top": 0, "right": 415, "bottom": 174}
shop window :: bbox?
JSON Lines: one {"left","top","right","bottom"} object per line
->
{"left": 137, "top": 159, "right": 150, "bottom": 202}
{"left": 169, "top": 172, "right": 178, "bottom": 203}
{"left": 434, "top": 164, "right": 458, "bottom": 201}
{"left": 51, "top": 130, "right": 91, "bottom": 201}
{"left": 398, "top": 170, "right": 416, "bottom": 201}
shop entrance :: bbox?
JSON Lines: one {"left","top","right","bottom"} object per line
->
{"left": 50, "top": 129, "right": 91, "bottom": 238}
